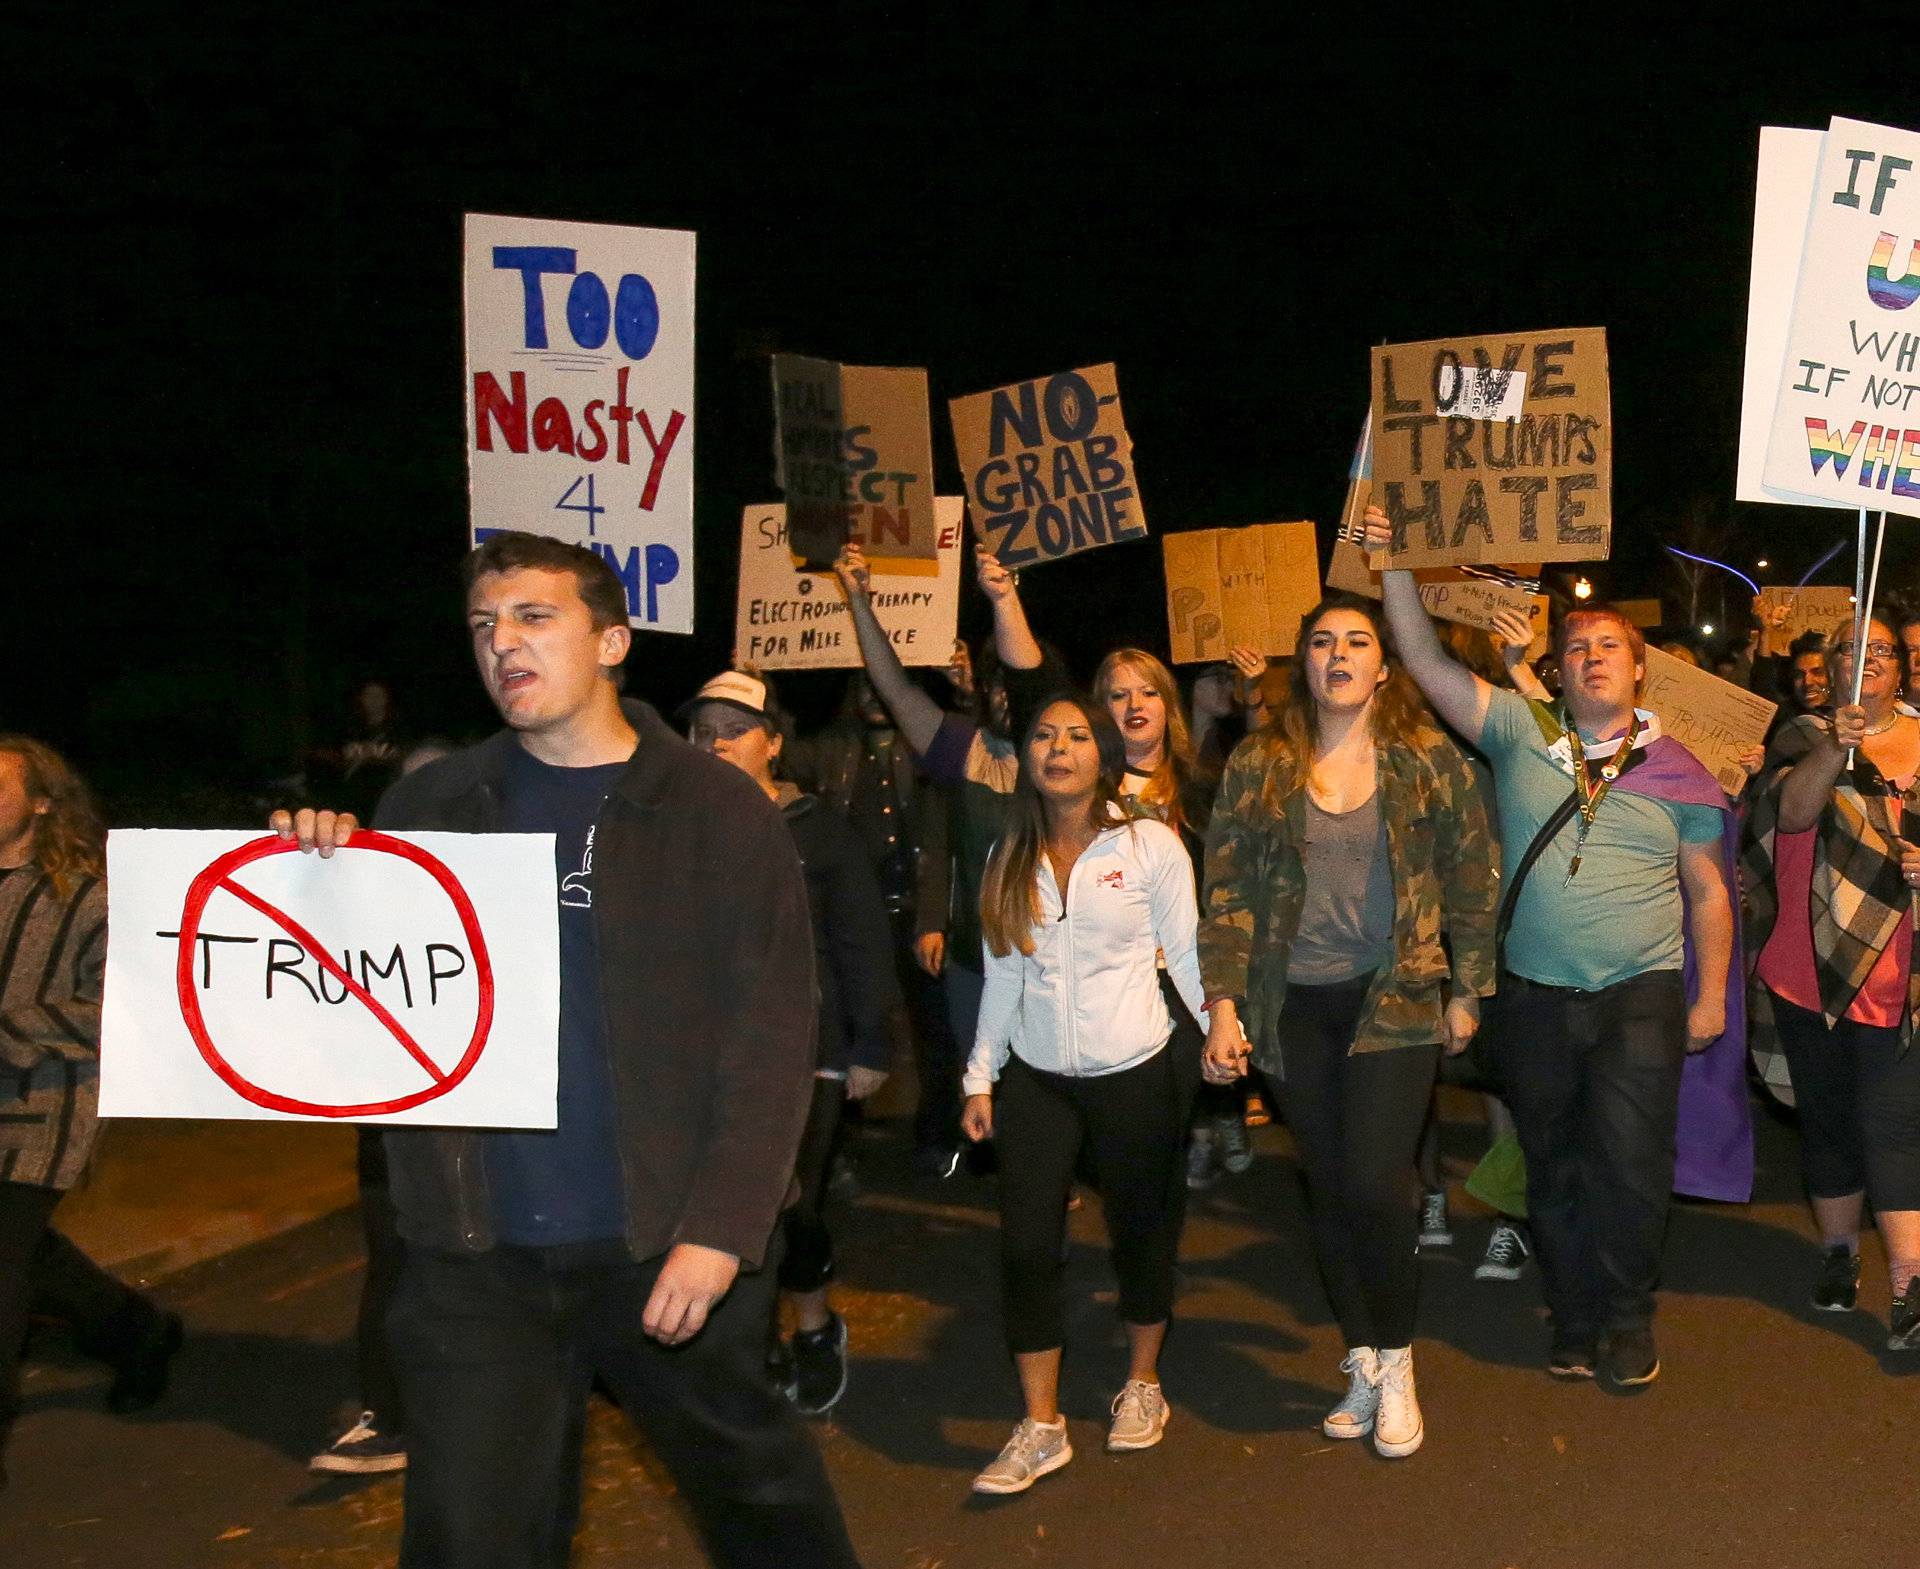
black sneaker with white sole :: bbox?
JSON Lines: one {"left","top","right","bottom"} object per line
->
{"left": 790, "top": 1313, "right": 849, "bottom": 1414}
{"left": 1810, "top": 1244, "right": 1860, "bottom": 1313}
{"left": 1889, "top": 1277, "right": 1920, "bottom": 1351}
{"left": 309, "top": 1410, "right": 408, "bottom": 1474}
{"left": 1476, "top": 1222, "right": 1531, "bottom": 1280}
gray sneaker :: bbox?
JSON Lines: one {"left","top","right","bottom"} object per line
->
{"left": 1418, "top": 1189, "right": 1453, "bottom": 1248}
{"left": 1215, "top": 1114, "right": 1254, "bottom": 1175}
{"left": 972, "top": 1417, "right": 1073, "bottom": 1494}
{"left": 1106, "top": 1379, "right": 1169, "bottom": 1451}
{"left": 1322, "top": 1348, "right": 1380, "bottom": 1439}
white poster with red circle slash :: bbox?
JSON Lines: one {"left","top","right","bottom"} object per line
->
{"left": 100, "top": 830, "right": 558, "bottom": 1126}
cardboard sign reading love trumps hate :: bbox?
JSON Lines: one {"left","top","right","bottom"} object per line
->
{"left": 101, "top": 831, "right": 559, "bottom": 1126}
{"left": 771, "top": 356, "right": 939, "bottom": 567}
{"left": 1162, "top": 522, "right": 1322, "bottom": 664}
{"left": 464, "top": 214, "right": 695, "bottom": 632}
{"left": 949, "top": 364, "right": 1146, "bottom": 567}
{"left": 1367, "top": 329, "right": 1612, "bottom": 569}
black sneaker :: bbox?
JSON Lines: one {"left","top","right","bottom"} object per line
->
{"left": 1604, "top": 1326, "right": 1660, "bottom": 1388}
{"left": 1547, "top": 1329, "right": 1597, "bottom": 1380}
{"left": 790, "top": 1314, "right": 849, "bottom": 1415}
{"left": 105, "top": 1311, "right": 183, "bottom": 1414}
{"left": 309, "top": 1410, "right": 408, "bottom": 1474}
{"left": 1811, "top": 1244, "right": 1861, "bottom": 1313}
{"left": 766, "top": 1336, "right": 796, "bottom": 1397}
{"left": 1889, "top": 1277, "right": 1920, "bottom": 1351}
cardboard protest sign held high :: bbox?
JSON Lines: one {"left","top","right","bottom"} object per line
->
{"left": 1755, "top": 585, "right": 1857, "bottom": 645}
{"left": 771, "top": 356, "right": 938, "bottom": 568}
{"left": 950, "top": 364, "right": 1146, "bottom": 568}
{"left": 1758, "top": 117, "right": 1920, "bottom": 519}
{"left": 738, "top": 497, "right": 964, "bottom": 670}
{"left": 1367, "top": 329, "right": 1612, "bottom": 569}
{"left": 465, "top": 215, "right": 695, "bottom": 632}
{"left": 1163, "top": 522, "right": 1321, "bottom": 665}
{"left": 102, "top": 830, "right": 560, "bottom": 1126}
{"left": 1640, "top": 648, "right": 1777, "bottom": 797}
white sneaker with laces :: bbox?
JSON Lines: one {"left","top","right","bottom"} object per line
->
{"left": 1321, "top": 1348, "right": 1380, "bottom": 1439}
{"left": 1373, "top": 1347, "right": 1423, "bottom": 1457}
{"left": 1418, "top": 1189, "right": 1453, "bottom": 1248}
{"left": 1476, "top": 1221, "right": 1531, "bottom": 1281}
{"left": 972, "top": 1417, "right": 1073, "bottom": 1494}
{"left": 1106, "top": 1378, "right": 1169, "bottom": 1451}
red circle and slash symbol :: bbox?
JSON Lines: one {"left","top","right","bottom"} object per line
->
{"left": 173, "top": 832, "right": 496, "bottom": 1118}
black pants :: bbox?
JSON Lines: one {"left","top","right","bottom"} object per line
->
{"left": 0, "top": 1182, "right": 159, "bottom": 1446}
{"left": 1493, "top": 968, "right": 1687, "bottom": 1339}
{"left": 993, "top": 1049, "right": 1187, "bottom": 1354}
{"left": 897, "top": 911, "right": 962, "bottom": 1154}
{"left": 1769, "top": 990, "right": 1920, "bottom": 1209}
{"left": 356, "top": 1131, "right": 407, "bottom": 1426}
{"left": 387, "top": 1239, "right": 859, "bottom": 1569}
{"left": 780, "top": 1076, "right": 846, "bottom": 1295}
{"left": 1267, "top": 974, "right": 1439, "bottom": 1350}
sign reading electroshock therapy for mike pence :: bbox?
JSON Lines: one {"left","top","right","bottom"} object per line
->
{"left": 101, "top": 830, "right": 559, "bottom": 1126}
{"left": 465, "top": 214, "right": 696, "bottom": 632}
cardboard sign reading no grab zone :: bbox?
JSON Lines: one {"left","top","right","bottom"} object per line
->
{"left": 101, "top": 830, "right": 559, "bottom": 1126}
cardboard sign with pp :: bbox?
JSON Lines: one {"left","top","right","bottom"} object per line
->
{"left": 737, "top": 497, "right": 964, "bottom": 669}
{"left": 1639, "top": 649, "right": 1778, "bottom": 797}
{"left": 771, "top": 356, "right": 938, "bottom": 568}
{"left": 1367, "top": 329, "right": 1612, "bottom": 570}
{"left": 1754, "top": 117, "right": 1920, "bottom": 518}
{"left": 950, "top": 364, "right": 1146, "bottom": 568}
{"left": 1163, "top": 523, "right": 1321, "bottom": 665}
{"left": 1755, "top": 585, "right": 1858, "bottom": 645}
{"left": 465, "top": 214, "right": 695, "bottom": 632}
{"left": 101, "top": 830, "right": 559, "bottom": 1126}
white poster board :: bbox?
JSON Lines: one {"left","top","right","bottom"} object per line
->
{"left": 465, "top": 214, "right": 696, "bottom": 631}
{"left": 102, "top": 830, "right": 559, "bottom": 1126}
{"left": 1756, "top": 118, "right": 1920, "bottom": 519}
{"left": 737, "top": 498, "right": 963, "bottom": 669}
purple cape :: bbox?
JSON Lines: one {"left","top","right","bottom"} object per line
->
{"left": 1616, "top": 735, "right": 1754, "bottom": 1202}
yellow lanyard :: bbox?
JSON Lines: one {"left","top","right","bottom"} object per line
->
{"left": 1563, "top": 711, "right": 1642, "bottom": 883}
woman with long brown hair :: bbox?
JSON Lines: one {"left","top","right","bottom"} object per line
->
{"left": 959, "top": 694, "right": 1205, "bottom": 1496}
{"left": 1198, "top": 596, "right": 1497, "bottom": 1460}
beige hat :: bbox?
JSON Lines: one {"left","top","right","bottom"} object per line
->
{"left": 678, "top": 670, "right": 772, "bottom": 723}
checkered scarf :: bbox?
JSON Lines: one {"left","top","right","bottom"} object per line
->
{"left": 1742, "top": 711, "right": 1920, "bottom": 1102}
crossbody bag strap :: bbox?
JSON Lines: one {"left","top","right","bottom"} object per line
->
{"left": 1495, "top": 744, "right": 1648, "bottom": 958}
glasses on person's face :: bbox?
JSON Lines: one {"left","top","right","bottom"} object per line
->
{"left": 1835, "top": 640, "right": 1897, "bottom": 661}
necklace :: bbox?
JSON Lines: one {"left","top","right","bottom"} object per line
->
{"left": 1562, "top": 710, "right": 1643, "bottom": 882}
{"left": 1863, "top": 713, "right": 1902, "bottom": 737}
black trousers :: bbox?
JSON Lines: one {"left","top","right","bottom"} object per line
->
{"left": 896, "top": 910, "right": 962, "bottom": 1154}
{"left": 1769, "top": 990, "right": 1920, "bottom": 1209}
{"left": 1266, "top": 974, "right": 1439, "bottom": 1350}
{"left": 1493, "top": 968, "right": 1687, "bottom": 1339}
{"left": 387, "top": 1238, "right": 859, "bottom": 1569}
{"left": 355, "top": 1131, "right": 407, "bottom": 1426}
{"left": 780, "top": 1076, "right": 846, "bottom": 1295}
{"left": 0, "top": 1182, "right": 158, "bottom": 1446}
{"left": 993, "top": 1049, "right": 1187, "bottom": 1354}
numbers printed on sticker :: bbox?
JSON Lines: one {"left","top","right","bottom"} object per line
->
{"left": 556, "top": 474, "right": 605, "bottom": 536}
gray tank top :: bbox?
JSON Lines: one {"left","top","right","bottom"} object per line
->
{"left": 1286, "top": 791, "right": 1395, "bottom": 985}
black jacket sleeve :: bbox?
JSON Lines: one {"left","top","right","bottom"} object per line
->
{"left": 816, "top": 811, "right": 905, "bottom": 1075}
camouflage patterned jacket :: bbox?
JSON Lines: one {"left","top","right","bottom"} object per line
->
{"left": 1198, "top": 721, "right": 1499, "bottom": 1071}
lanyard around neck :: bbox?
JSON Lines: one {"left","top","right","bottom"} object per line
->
{"left": 1562, "top": 709, "right": 1642, "bottom": 882}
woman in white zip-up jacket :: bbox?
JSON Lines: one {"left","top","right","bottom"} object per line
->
{"left": 959, "top": 693, "right": 1206, "bottom": 1497}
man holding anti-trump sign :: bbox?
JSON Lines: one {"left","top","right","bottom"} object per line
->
{"left": 274, "top": 531, "right": 859, "bottom": 1569}
{"left": 1357, "top": 504, "right": 1735, "bottom": 1391}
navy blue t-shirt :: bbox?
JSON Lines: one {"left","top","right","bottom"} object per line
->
{"left": 484, "top": 745, "right": 631, "bottom": 1245}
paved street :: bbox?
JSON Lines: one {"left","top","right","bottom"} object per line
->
{"left": 5, "top": 1096, "right": 1914, "bottom": 1568}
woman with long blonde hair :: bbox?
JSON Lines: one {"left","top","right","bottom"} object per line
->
{"left": 1198, "top": 595, "right": 1497, "bottom": 1460}
{"left": 960, "top": 694, "right": 1204, "bottom": 1497}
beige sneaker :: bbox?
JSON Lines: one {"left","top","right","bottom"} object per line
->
{"left": 1322, "top": 1348, "right": 1380, "bottom": 1439}
{"left": 1373, "top": 1347, "right": 1423, "bottom": 1457}
{"left": 972, "top": 1418, "right": 1073, "bottom": 1494}
{"left": 1106, "top": 1379, "right": 1169, "bottom": 1451}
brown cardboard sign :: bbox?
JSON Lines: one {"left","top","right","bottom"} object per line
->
{"left": 1163, "top": 522, "right": 1322, "bottom": 664}
{"left": 950, "top": 363, "right": 1145, "bottom": 568}
{"left": 1755, "top": 585, "right": 1857, "bottom": 647}
{"left": 772, "top": 355, "right": 938, "bottom": 568}
{"left": 1367, "top": 328, "right": 1612, "bottom": 569}
{"left": 1640, "top": 646, "right": 1777, "bottom": 796}
{"left": 1328, "top": 516, "right": 1547, "bottom": 656}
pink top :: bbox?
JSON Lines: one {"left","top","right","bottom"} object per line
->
{"left": 1757, "top": 819, "right": 1913, "bottom": 1027}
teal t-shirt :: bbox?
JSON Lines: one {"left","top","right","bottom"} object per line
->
{"left": 1478, "top": 688, "right": 1722, "bottom": 992}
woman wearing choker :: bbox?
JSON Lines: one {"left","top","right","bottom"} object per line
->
{"left": 1746, "top": 615, "right": 1920, "bottom": 1352}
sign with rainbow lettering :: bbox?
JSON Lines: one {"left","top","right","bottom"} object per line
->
{"left": 1753, "top": 117, "right": 1920, "bottom": 520}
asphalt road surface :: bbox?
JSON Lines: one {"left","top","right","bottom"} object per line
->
{"left": 6, "top": 1094, "right": 1913, "bottom": 1568}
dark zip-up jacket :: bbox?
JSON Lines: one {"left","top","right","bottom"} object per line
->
{"left": 373, "top": 701, "right": 817, "bottom": 1269}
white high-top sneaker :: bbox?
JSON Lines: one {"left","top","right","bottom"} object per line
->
{"left": 1321, "top": 1348, "right": 1380, "bottom": 1439}
{"left": 1373, "top": 1346, "right": 1424, "bottom": 1457}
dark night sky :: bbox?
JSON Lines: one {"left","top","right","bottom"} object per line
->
{"left": 8, "top": 6, "right": 1914, "bottom": 815}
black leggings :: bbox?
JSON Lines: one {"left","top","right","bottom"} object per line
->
{"left": 1769, "top": 990, "right": 1920, "bottom": 1209}
{"left": 1268, "top": 974, "right": 1439, "bottom": 1350}
{"left": 994, "top": 1049, "right": 1187, "bottom": 1354}
{"left": 779, "top": 1076, "right": 846, "bottom": 1295}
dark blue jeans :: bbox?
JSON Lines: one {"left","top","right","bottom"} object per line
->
{"left": 387, "top": 1237, "right": 859, "bottom": 1569}
{"left": 1494, "top": 968, "right": 1687, "bottom": 1340}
